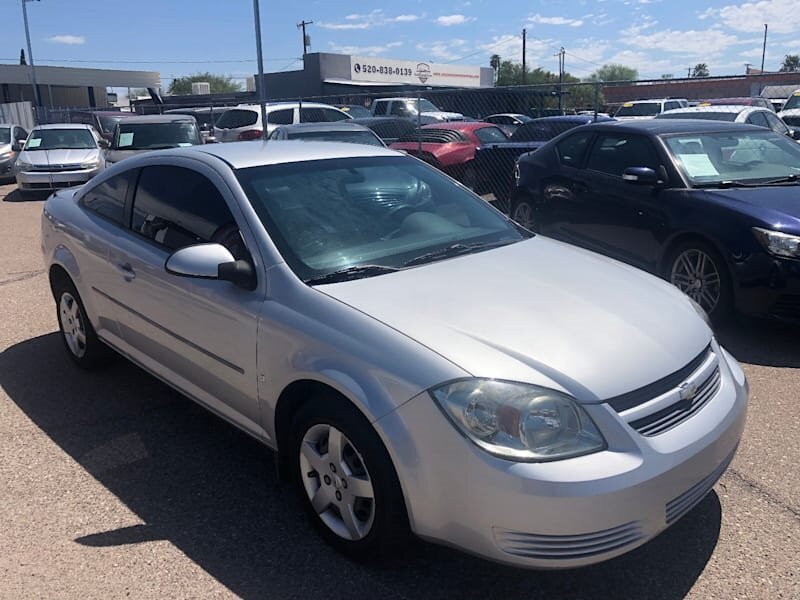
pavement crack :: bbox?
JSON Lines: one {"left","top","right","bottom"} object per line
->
{"left": 726, "top": 467, "right": 800, "bottom": 521}
{"left": 0, "top": 269, "right": 46, "bottom": 287}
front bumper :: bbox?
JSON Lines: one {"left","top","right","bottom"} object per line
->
{"left": 376, "top": 343, "right": 747, "bottom": 569}
{"left": 731, "top": 251, "right": 800, "bottom": 320}
{"left": 16, "top": 166, "right": 102, "bottom": 191}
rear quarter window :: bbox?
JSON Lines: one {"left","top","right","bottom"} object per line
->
{"left": 81, "top": 170, "right": 137, "bottom": 226}
{"left": 215, "top": 109, "right": 258, "bottom": 129}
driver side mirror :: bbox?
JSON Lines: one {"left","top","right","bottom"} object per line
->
{"left": 11, "top": 141, "right": 22, "bottom": 152}
{"left": 622, "top": 166, "right": 660, "bottom": 185}
{"left": 165, "top": 243, "right": 256, "bottom": 290}
{"left": 98, "top": 139, "right": 109, "bottom": 149}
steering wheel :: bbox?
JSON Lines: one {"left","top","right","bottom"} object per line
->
{"left": 381, "top": 204, "right": 419, "bottom": 239}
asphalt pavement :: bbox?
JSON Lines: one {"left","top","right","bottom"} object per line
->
{"left": 0, "top": 182, "right": 797, "bottom": 599}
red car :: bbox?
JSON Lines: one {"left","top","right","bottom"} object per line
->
{"left": 390, "top": 122, "right": 508, "bottom": 191}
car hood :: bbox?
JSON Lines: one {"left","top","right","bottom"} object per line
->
{"left": 778, "top": 108, "right": 800, "bottom": 118}
{"left": 0, "top": 143, "right": 11, "bottom": 154}
{"left": 318, "top": 237, "right": 711, "bottom": 403}
{"left": 702, "top": 187, "right": 800, "bottom": 226}
{"left": 20, "top": 148, "right": 99, "bottom": 165}
{"left": 422, "top": 111, "right": 465, "bottom": 121}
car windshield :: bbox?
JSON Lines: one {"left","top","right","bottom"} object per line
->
{"left": 657, "top": 111, "right": 738, "bottom": 122}
{"left": 784, "top": 93, "right": 800, "bottom": 111}
{"left": 24, "top": 128, "right": 96, "bottom": 150}
{"left": 236, "top": 156, "right": 528, "bottom": 282}
{"left": 664, "top": 130, "right": 800, "bottom": 186}
{"left": 287, "top": 130, "right": 384, "bottom": 147}
{"left": 98, "top": 115, "right": 124, "bottom": 134}
{"left": 406, "top": 99, "right": 441, "bottom": 113}
{"left": 115, "top": 122, "right": 199, "bottom": 149}
{"left": 0, "top": 127, "right": 10, "bottom": 144}
{"left": 615, "top": 103, "right": 661, "bottom": 117}
{"left": 340, "top": 106, "right": 372, "bottom": 118}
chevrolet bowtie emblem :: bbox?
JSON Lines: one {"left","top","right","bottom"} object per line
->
{"left": 679, "top": 382, "right": 699, "bottom": 402}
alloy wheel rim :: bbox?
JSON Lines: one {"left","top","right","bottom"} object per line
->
{"left": 513, "top": 202, "right": 535, "bottom": 230}
{"left": 299, "top": 424, "right": 375, "bottom": 541}
{"left": 59, "top": 292, "right": 87, "bottom": 358}
{"left": 670, "top": 249, "right": 721, "bottom": 313}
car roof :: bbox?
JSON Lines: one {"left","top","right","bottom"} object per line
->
{"left": 183, "top": 140, "right": 401, "bottom": 169}
{"left": 350, "top": 117, "right": 413, "bottom": 125}
{"left": 584, "top": 119, "right": 766, "bottom": 135}
{"left": 119, "top": 114, "right": 197, "bottom": 124}
{"left": 165, "top": 107, "right": 226, "bottom": 114}
{"left": 274, "top": 122, "right": 372, "bottom": 133}
{"left": 234, "top": 102, "right": 343, "bottom": 111}
{"left": 31, "top": 123, "right": 95, "bottom": 131}
{"left": 486, "top": 113, "right": 527, "bottom": 118}
{"left": 527, "top": 115, "right": 615, "bottom": 124}
{"left": 661, "top": 105, "right": 757, "bottom": 115}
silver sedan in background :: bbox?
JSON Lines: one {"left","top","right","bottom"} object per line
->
{"left": 16, "top": 124, "right": 105, "bottom": 197}
{"left": 40, "top": 141, "right": 747, "bottom": 568}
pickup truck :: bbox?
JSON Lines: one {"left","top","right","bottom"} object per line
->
{"left": 371, "top": 97, "right": 465, "bottom": 124}
{"left": 474, "top": 115, "right": 613, "bottom": 204}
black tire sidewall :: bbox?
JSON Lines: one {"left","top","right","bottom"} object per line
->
{"left": 288, "top": 398, "right": 408, "bottom": 559}
{"left": 511, "top": 197, "right": 537, "bottom": 231}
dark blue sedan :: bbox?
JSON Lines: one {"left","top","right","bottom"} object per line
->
{"left": 511, "top": 119, "right": 800, "bottom": 321}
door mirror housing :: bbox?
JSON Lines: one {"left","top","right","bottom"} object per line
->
{"left": 98, "top": 139, "right": 109, "bottom": 149}
{"left": 11, "top": 141, "right": 22, "bottom": 152}
{"left": 622, "top": 166, "right": 660, "bottom": 185}
{"left": 166, "top": 243, "right": 257, "bottom": 290}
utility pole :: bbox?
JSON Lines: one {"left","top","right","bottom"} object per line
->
{"left": 252, "top": 0, "right": 268, "bottom": 141}
{"left": 555, "top": 47, "right": 565, "bottom": 112}
{"left": 297, "top": 20, "right": 313, "bottom": 56}
{"left": 521, "top": 29, "right": 526, "bottom": 85}
{"left": 760, "top": 24, "right": 768, "bottom": 74}
{"left": 688, "top": 67, "right": 692, "bottom": 77}
{"left": 21, "top": 0, "right": 41, "bottom": 108}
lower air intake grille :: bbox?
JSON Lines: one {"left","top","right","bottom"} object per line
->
{"left": 666, "top": 447, "right": 736, "bottom": 525}
{"left": 494, "top": 521, "right": 644, "bottom": 560}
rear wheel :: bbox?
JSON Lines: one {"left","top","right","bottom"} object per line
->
{"left": 289, "top": 396, "right": 409, "bottom": 559}
{"left": 666, "top": 240, "right": 732, "bottom": 323}
{"left": 53, "top": 277, "right": 114, "bottom": 369}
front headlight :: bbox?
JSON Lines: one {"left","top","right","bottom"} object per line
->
{"left": 430, "top": 379, "right": 606, "bottom": 462}
{"left": 753, "top": 227, "right": 800, "bottom": 259}
{"left": 15, "top": 159, "right": 33, "bottom": 171}
{"left": 80, "top": 159, "right": 101, "bottom": 169}
{"left": 0, "top": 151, "right": 12, "bottom": 160}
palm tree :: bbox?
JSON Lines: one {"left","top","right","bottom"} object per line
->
{"left": 691, "top": 63, "right": 710, "bottom": 78}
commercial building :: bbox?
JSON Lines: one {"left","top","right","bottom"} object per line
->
{"left": 0, "top": 64, "right": 160, "bottom": 108}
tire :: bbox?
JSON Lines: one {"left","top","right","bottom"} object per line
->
{"left": 289, "top": 396, "right": 409, "bottom": 560}
{"left": 510, "top": 196, "right": 538, "bottom": 232}
{"left": 664, "top": 240, "right": 732, "bottom": 324}
{"left": 53, "top": 277, "right": 114, "bottom": 369}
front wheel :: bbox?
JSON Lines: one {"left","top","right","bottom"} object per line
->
{"left": 289, "top": 397, "right": 409, "bottom": 559}
{"left": 666, "top": 241, "right": 732, "bottom": 323}
{"left": 510, "top": 197, "right": 537, "bottom": 232}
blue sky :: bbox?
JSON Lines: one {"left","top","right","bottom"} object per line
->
{"left": 1, "top": 0, "right": 798, "bottom": 88}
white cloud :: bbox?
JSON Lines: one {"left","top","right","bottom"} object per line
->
{"left": 329, "top": 41, "right": 403, "bottom": 56}
{"left": 436, "top": 14, "right": 474, "bottom": 26}
{"left": 416, "top": 39, "right": 470, "bottom": 60}
{"left": 319, "top": 11, "right": 422, "bottom": 30}
{"left": 714, "top": 0, "right": 800, "bottom": 34}
{"left": 46, "top": 34, "right": 85, "bottom": 45}
{"left": 624, "top": 28, "right": 738, "bottom": 56}
{"left": 530, "top": 14, "right": 584, "bottom": 27}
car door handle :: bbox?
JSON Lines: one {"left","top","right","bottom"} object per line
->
{"left": 116, "top": 262, "right": 136, "bottom": 281}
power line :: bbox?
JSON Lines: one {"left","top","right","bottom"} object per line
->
{"left": 0, "top": 57, "right": 295, "bottom": 64}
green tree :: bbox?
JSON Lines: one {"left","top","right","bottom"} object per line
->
{"left": 586, "top": 64, "right": 639, "bottom": 82}
{"left": 781, "top": 54, "right": 800, "bottom": 72}
{"left": 691, "top": 63, "right": 709, "bottom": 78}
{"left": 167, "top": 72, "right": 242, "bottom": 95}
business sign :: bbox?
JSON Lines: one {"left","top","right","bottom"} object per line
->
{"left": 350, "top": 56, "right": 484, "bottom": 88}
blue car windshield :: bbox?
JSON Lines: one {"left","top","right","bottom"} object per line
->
{"left": 236, "top": 156, "right": 528, "bottom": 282}
{"left": 783, "top": 93, "right": 800, "bottom": 111}
{"left": 664, "top": 130, "right": 800, "bottom": 186}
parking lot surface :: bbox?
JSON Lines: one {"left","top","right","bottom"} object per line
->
{"left": 0, "top": 182, "right": 798, "bottom": 599}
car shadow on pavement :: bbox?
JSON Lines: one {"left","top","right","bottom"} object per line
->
{"left": 1, "top": 188, "right": 43, "bottom": 202}
{"left": 1, "top": 332, "right": 723, "bottom": 600}
{"left": 716, "top": 315, "right": 800, "bottom": 368}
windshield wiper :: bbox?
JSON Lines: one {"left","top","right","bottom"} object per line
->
{"left": 403, "top": 240, "right": 515, "bottom": 267}
{"left": 305, "top": 264, "right": 401, "bottom": 285}
{"left": 696, "top": 174, "right": 800, "bottom": 189}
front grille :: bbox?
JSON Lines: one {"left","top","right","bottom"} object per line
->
{"left": 770, "top": 295, "right": 800, "bottom": 320}
{"left": 31, "top": 163, "right": 83, "bottom": 172}
{"left": 494, "top": 521, "right": 644, "bottom": 560}
{"left": 629, "top": 366, "right": 721, "bottom": 436}
{"left": 666, "top": 447, "right": 736, "bottom": 525}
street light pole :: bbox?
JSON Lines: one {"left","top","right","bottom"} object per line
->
{"left": 252, "top": 0, "right": 268, "bottom": 141}
{"left": 21, "top": 0, "right": 42, "bottom": 108}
